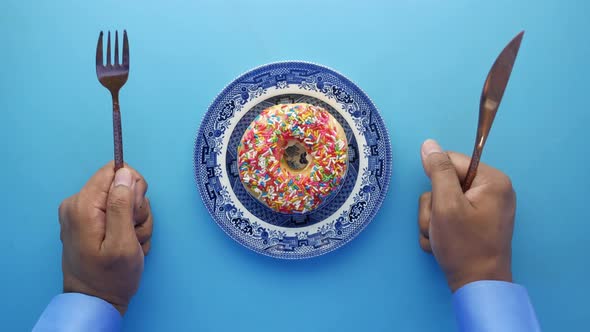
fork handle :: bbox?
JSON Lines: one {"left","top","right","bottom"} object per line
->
{"left": 112, "top": 95, "right": 124, "bottom": 171}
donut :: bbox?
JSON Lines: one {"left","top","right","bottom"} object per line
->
{"left": 237, "top": 103, "right": 348, "bottom": 214}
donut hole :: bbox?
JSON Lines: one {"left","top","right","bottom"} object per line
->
{"left": 282, "top": 140, "right": 312, "bottom": 172}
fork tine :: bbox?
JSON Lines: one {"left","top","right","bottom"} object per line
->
{"left": 106, "top": 31, "right": 111, "bottom": 66}
{"left": 114, "top": 31, "right": 119, "bottom": 65}
{"left": 122, "top": 30, "right": 129, "bottom": 67}
{"left": 96, "top": 31, "right": 103, "bottom": 67}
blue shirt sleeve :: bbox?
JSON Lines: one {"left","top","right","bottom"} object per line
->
{"left": 33, "top": 293, "right": 122, "bottom": 332}
{"left": 452, "top": 280, "right": 541, "bottom": 332}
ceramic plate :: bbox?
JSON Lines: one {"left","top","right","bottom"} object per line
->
{"left": 194, "top": 61, "right": 392, "bottom": 259}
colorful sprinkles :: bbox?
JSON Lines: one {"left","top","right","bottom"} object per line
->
{"left": 238, "top": 103, "right": 348, "bottom": 214}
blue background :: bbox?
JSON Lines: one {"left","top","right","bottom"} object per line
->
{"left": 1, "top": 0, "right": 588, "bottom": 330}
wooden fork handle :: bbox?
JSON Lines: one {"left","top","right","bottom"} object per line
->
{"left": 112, "top": 95, "right": 124, "bottom": 171}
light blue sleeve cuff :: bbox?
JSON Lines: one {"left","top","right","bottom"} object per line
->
{"left": 33, "top": 293, "right": 122, "bottom": 332}
{"left": 452, "top": 280, "right": 541, "bottom": 332}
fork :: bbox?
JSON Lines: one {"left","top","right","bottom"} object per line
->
{"left": 96, "top": 30, "right": 129, "bottom": 171}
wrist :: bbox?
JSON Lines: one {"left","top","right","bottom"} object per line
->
{"left": 63, "top": 274, "right": 128, "bottom": 316}
{"left": 447, "top": 257, "right": 512, "bottom": 292}
{"left": 63, "top": 291, "right": 127, "bottom": 316}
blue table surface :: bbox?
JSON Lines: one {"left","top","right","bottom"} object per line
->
{"left": 1, "top": 0, "right": 588, "bottom": 331}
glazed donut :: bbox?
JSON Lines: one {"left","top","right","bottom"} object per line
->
{"left": 238, "top": 103, "right": 348, "bottom": 214}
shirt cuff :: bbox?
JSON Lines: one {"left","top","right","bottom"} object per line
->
{"left": 33, "top": 293, "right": 122, "bottom": 332}
{"left": 452, "top": 280, "right": 541, "bottom": 332}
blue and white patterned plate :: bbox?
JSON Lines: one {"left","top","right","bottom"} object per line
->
{"left": 194, "top": 61, "right": 392, "bottom": 259}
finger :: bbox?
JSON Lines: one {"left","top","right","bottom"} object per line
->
{"left": 83, "top": 161, "right": 148, "bottom": 208}
{"left": 421, "top": 139, "right": 463, "bottom": 199}
{"left": 141, "top": 240, "right": 151, "bottom": 256}
{"left": 58, "top": 196, "right": 75, "bottom": 242}
{"left": 123, "top": 164, "right": 149, "bottom": 211}
{"left": 58, "top": 195, "right": 74, "bottom": 227}
{"left": 103, "top": 168, "right": 137, "bottom": 250}
{"left": 418, "top": 192, "right": 431, "bottom": 238}
{"left": 82, "top": 161, "right": 116, "bottom": 197}
{"left": 135, "top": 209, "right": 153, "bottom": 244}
{"left": 447, "top": 151, "right": 495, "bottom": 189}
{"left": 57, "top": 195, "right": 86, "bottom": 240}
{"left": 134, "top": 197, "right": 150, "bottom": 225}
{"left": 419, "top": 234, "right": 432, "bottom": 253}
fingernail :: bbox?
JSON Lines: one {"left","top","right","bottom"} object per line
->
{"left": 114, "top": 168, "right": 133, "bottom": 188}
{"left": 422, "top": 139, "right": 443, "bottom": 158}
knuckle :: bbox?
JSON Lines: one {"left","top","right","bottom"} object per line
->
{"left": 419, "top": 192, "right": 431, "bottom": 206}
{"left": 59, "top": 196, "right": 84, "bottom": 230}
{"left": 140, "top": 178, "right": 149, "bottom": 193}
{"left": 58, "top": 206, "right": 67, "bottom": 227}
{"left": 492, "top": 174, "right": 515, "bottom": 196}
{"left": 102, "top": 245, "right": 137, "bottom": 265}
{"left": 136, "top": 226, "right": 150, "bottom": 243}
{"left": 130, "top": 168, "right": 148, "bottom": 192}
{"left": 431, "top": 155, "right": 455, "bottom": 172}
{"left": 419, "top": 217, "right": 429, "bottom": 232}
{"left": 497, "top": 174, "right": 513, "bottom": 191}
{"left": 58, "top": 200, "right": 67, "bottom": 218}
{"left": 134, "top": 202, "right": 153, "bottom": 226}
{"left": 145, "top": 215, "right": 154, "bottom": 233}
{"left": 108, "top": 195, "right": 131, "bottom": 215}
{"left": 58, "top": 196, "right": 74, "bottom": 220}
{"left": 418, "top": 208, "right": 430, "bottom": 228}
{"left": 135, "top": 178, "right": 146, "bottom": 193}
{"left": 419, "top": 236, "right": 431, "bottom": 252}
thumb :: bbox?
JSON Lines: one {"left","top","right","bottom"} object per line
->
{"left": 104, "top": 167, "right": 137, "bottom": 249}
{"left": 421, "top": 139, "right": 463, "bottom": 199}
